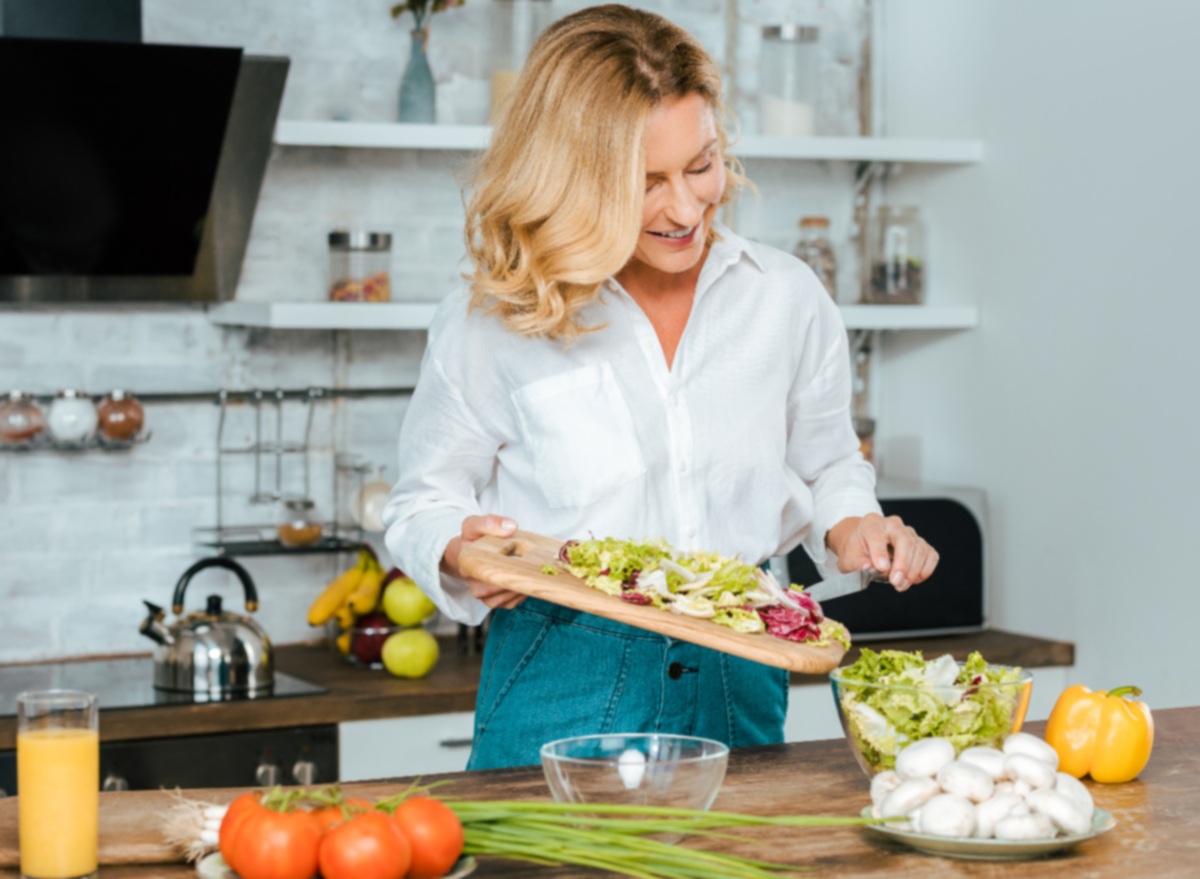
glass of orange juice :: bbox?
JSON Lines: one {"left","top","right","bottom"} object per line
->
{"left": 17, "top": 690, "right": 99, "bottom": 879}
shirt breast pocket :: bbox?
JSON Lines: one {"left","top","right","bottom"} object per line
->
{"left": 511, "top": 363, "right": 646, "bottom": 510}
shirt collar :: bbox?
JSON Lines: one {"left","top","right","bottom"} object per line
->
{"left": 708, "top": 220, "right": 767, "bottom": 274}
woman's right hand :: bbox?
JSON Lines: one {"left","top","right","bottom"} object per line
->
{"left": 442, "top": 514, "right": 526, "bottom": 610}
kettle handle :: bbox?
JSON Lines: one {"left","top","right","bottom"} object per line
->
{"left": 172, "top": 557, "right": 259, "bottom": 615}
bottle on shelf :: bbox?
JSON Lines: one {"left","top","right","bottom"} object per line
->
{"left": 793, "top": 216, "right": 837, "bottom": 299}
{"left": 865, "top": 205, "right": 926, "bottom": 305}
{"left": 0, "top": 391, "right": 45, "bottom": 444}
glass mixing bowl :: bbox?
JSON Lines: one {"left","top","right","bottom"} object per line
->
{"left": 830, "top": 663, "right": 1034, "bottom": 780}
{"left": 541, "top": 734, "right": 729, "bottom": 813}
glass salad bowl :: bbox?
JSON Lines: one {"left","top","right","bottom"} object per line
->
{"left": 830, "top": 659, "right": 1034, "bottom": 780}
{"left": 541, "top": 734, "right": 729, "bottom": 815}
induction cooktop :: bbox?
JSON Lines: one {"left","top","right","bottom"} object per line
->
{"left": 0, "top": 656, "right": 325, "bottom": 717}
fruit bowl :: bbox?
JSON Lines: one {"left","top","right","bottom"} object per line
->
{"left": 830, "top": 663, "right": 1034, "bottom": 780}
{"left": 327, "top": 615, "right": 402, "bottom": 668}
{"left": 540, "top": 734, "right": 728, "bottom": 814}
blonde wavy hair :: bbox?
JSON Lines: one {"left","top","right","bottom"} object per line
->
{"left": 464, "top": 4, "right": 745, "bottom": 342}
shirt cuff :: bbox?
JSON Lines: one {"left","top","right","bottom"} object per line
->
{"left": 805, "top": 489, "right": 884, "bottom": 581}
{"left": 385, "top": 508, "right": 492, "bottom": 627}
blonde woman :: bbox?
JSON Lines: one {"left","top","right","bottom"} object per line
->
{"left": 383, "top": 4, "right": 938, "bottom": 770}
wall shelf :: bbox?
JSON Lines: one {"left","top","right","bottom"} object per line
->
{"left": 209, "top": 301, "right": 977, "bottom": 332}
{"left": 274, "top": 121, "right": 983, "bottom": 164}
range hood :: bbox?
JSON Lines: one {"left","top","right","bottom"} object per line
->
{"left": 0, "top": 36, "right": 289, "bottom": 303}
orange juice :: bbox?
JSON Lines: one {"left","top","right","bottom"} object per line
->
{"left": 18, "top": 728, "right": 99, "bottom": 879}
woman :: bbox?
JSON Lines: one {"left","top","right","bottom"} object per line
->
{"left": 383, "top": 4, "right": 938, "bottom": 770}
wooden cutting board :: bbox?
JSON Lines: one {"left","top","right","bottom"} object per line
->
{"left": 0, "top": 782, "right": 413, "bottom": 867}
{"left": 458, "top": 531, "right": 848, "bottom": 674}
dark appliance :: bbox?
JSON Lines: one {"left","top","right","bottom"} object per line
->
{"left": 0, "top": 0, "right": 142, "bottom": 43}
{"left": 786, "top": 481, "right": 987, "bottom": 640}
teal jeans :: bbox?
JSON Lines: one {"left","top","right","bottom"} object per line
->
{"left": 466, "top": 598, "right": 789, "bottom": 770}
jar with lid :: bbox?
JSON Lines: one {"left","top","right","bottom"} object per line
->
{"left": 47, "top": 390, "right": 98, "bottom": 444}
{"left": 793, "top": 216, "right": 837, "bottom": 299}
{"left": 0, "top": 391, "right": 45, "bottom": 444}
{"left": 490, "top": 0, "right": 554, "bottom": 123}
{"left": 278, "top": 499, "right": 323, "bottom": 548}
{"left": 865, "top": 206, "right": 926, "bottom": 305}
{"left": 759, "top": 25, "right": 819, "bottom": 137}
{"left": 328, "top": 232, "right": 392, "bottom": 303}
{"left": 96, "top": 390, "right": 145, "bottom": 443}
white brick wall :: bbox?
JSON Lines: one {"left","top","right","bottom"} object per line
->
{"left": 0, "top": 0, "right": 867, "bottom": 662}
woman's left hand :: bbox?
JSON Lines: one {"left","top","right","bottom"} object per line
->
{"left": 826, "top": 513, "right": 939, "bottom": 592}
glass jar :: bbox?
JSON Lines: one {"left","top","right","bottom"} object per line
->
{"left": 866, "top": 206, "right": 926, "bottom": 305}
{"left": 793, "top": 216, "right": 837, "bottom": 299}
{"left": 760, "top": 25, "right": 819, "bottom": 137}
{"left": 853, "top": 417, "right": 875, "bottom": 466}
{"left": 328, "top": 232, "right": 392, "bottom": 302}
{"left": 47, "top": 390, "right": 98, "bottom": 444}
{"left": 278, "top": 498, "right": 323, "bottom": 547}
{"left": 0, "top": 391, "right": 45, "bottom": 444}
{"left": 490, "top": 0, "right": 553, "bottom": 123}
{"left": 96, "top": 390, "right": 145, "bottom": 442}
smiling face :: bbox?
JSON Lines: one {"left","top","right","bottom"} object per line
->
{"left": 628, "top": 93, "right": 727, "bottom": 277}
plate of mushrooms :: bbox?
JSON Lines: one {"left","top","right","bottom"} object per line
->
{"left": 862, "top": 733, "right": 1117, "bottom": 860}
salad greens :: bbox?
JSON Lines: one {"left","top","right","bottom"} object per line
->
{"left": 837, "top": 648, "right": 1026, "bottom": 771}
{"left": 557, "top": 536, "right": 850, "bottom": 649}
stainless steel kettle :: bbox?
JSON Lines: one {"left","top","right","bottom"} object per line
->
{"left": 139, "top": 557, "right": 273, "bottom": 700}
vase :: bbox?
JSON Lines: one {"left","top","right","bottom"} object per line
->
{"left": 399, "top": 29, "right": 435, "bottom": 123}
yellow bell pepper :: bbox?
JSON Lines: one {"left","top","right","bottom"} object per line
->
{"left": 1045, "top": 684, "right": 1154, "bottom": 783}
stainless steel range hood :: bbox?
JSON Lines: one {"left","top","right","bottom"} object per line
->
{"left": 0, "top": 40, "right": 289, "bottom": 303}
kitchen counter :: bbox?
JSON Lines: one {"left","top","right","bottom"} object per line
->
{"left": 4, "top": 707, "right": 1193, "bottom": 878}
{"left": 0, "top": 629, "right": 1072, "bottom": 749}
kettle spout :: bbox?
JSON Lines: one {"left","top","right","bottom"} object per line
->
{"left": 139, "top": 601, "right": 174, "bottom": 646}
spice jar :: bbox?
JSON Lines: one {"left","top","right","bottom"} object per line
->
{"left": 760, "top": 25, "right": 819, "bottom": 136}
{"left": 278, "top": 499, "right": 323, "bottom": 548}
{"left": 0, "top": 391, "right": 45, "bottom": 443}
{"left": 328, "top": 232, "right": 392, "bottom": 303}
{"left": 96, "top": 390, "right": 145, "bottom": 442}
{"left": 794, "top": 217, "right": 837, "bottom": 299}
{"left": 866, "top": 206, "right": 926, "bottom": 305}
{"left": 490, "top": 0, "right": 553, "bottom": 123}
{"left": 47, "top": 390, "right": 97, "bottom": 444}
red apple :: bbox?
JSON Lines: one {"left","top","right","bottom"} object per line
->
{"left": 351, "top": 612, "right": 394, "bottom": 665}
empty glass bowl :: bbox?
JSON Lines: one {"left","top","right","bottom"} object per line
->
{"left": 540, "top": 734, "right": 728, "bottom": 812}
{"left": 830, "top": 663, "right": 1034, "bottom": 780}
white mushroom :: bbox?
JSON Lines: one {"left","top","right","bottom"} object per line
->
{"left": 937, "top": 761, "right": 995, "bottom": 803}
{"left": 1023, "top": 788, "right": 1052, "bottom": 813}
{"left": 1009, "top": 802, "right": 1031, "bottom": 818}
{"left": 880, "top": 777, "right": 941, "bottom": 819}
{"left": 974, "top": 792, "right": 1024, "bottom": 839}
{"left": 870, "top": 770, "right": 903, "bottom": 807}
{"left": 994, "top": 780, "right": 1016, "bottom": 795}
{"left": 1030, "top": 790, "right": 1091, "bottom": 836}
{"left": 1002, "top": 732, "right": 1061, "bottom": 770}
{"left": 958, "top": 746, "right": 1008, "bottom": 780}
{"left": 903, "top": 806, "right": 924, "bottom": 833}
{"left": 870, "top": 802, "right": 883, "bottom": 820}
{"left": 1013, "top": 778, "right": 1033, "bottom": 798}
{"left": 994, "top": 812, "right": 1056, "bottom": 840}
{"left": 919, "top": 794, "right": 977, "bottom": 839}
{"left": 895, "top": 738, "right": 956, "bottom": 780}
{"left": 1054, "top": 772, "right": 1095, "bottom": 818}
{"left": 1005, "top": 753, "right": 1056, "bottom": 790}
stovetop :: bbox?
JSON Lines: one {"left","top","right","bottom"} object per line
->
{"left": 0, "top": 656, "right": 326, "bottom": 718}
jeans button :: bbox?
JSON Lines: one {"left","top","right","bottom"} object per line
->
{"left": 668, "top": 662, "right": 683, "bottom": 680}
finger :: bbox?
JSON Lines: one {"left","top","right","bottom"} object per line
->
{"left": 462, "top": 514, "right": 518, "bottom": 542}
{"left": 499, "top": 593, "right": 527, "bottom": 610}
{"left": 904, "top": 540, "right": 932, "bottom": 589}
{"left": 861, "top": 514, "right": 893, "bottom": 573}
{"left": 917, "top": 545, "right": 940, "bottom": 584}
{"left": 887, "top": 520, "right": 916, "bottom": 589}
{"left": 467, "top": 578, "right": 509, "bottom": 601}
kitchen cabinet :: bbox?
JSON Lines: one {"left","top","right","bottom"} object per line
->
{"left": 339, "top": 711, "right": 475, "bottom": 782}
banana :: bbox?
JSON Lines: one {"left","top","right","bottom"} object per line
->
{"left": 336, "top": 630, "right": 352, "bottom": 655}
{"left": 333, "top": 602, "right": 356, "bottom": 628}
{"left": 307, "top": 551, "right": 369, "bottom": 626}
{"left": 346, "top": 557, "right": 386, "bottom": 615}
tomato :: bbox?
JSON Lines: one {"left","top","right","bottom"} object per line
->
{"left": 225, "top": 801, "right": 322, "bottom": 879}
{"left": 318, "top": 811, "right": 412, "bottom": 879}
{"left": 218, "top": 792, "right": 261, "bottom": 872}
{"left": 392, "top": 798, "right": 464, "bottom": 879}
{"left": 312, "top": 798, "right": 374, "bottom": 833}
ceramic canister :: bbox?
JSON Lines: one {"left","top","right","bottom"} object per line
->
{"left": 47, "top": 390, "right": 98, "bottom": 443}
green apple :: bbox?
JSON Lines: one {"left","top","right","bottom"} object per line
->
{"left": 382, "top": 576, "right": 437, "bottom": 627}
{"left": 381, "top": 629, "right": 439, "bottom": 679}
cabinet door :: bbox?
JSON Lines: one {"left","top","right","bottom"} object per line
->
{"left": 339, "top": 712, "right": 475, "bottom": 782}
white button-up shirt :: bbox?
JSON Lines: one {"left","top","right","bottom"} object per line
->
{"left": 383, "top": 223, "right": 881, "bottom": 625}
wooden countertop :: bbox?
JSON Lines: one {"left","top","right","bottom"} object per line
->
{"left": 0, "top": 629, "right": 1073, "bottom": 749}
{"left": 5, "top": 708, "right": 1194, "bottom": 879}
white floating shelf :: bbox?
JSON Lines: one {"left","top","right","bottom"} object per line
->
{"left": 207, "top": 302, "right": 439, "bottom": 330}
{"left": 274, "top": 121, "right": 983, "bottom": 164}
{"left": 210, "top": 301, "right": 977, "bottom": 332}
{"left": 839, "top": 305, "right": 979, "bottom": 330}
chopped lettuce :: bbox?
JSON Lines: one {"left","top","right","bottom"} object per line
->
{"left": 836, "top": 648, "right": 1026, "bottom": 771}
